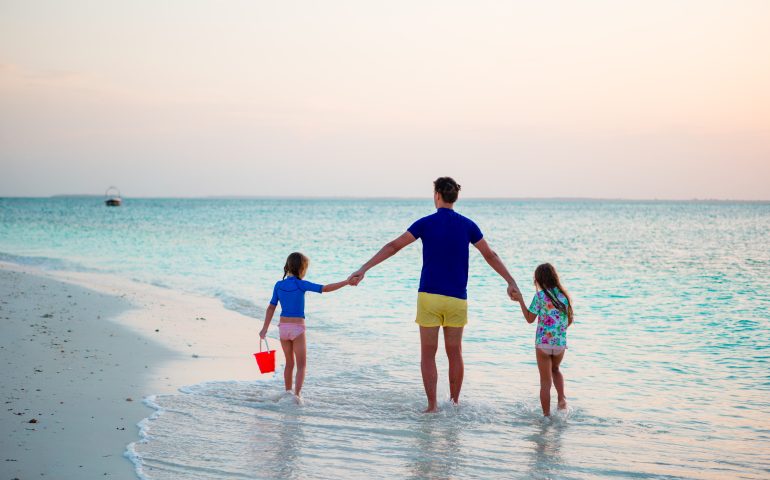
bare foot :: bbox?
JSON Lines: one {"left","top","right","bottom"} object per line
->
{"left": 557, "top": 398, "right": 568, "bottom": 410}
{"left": 423, "top": 405, "right": 439, "bottom": 413}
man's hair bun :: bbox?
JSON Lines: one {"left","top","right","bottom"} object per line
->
{"left": 433, "top": 177, "right": 461, "bottom": 203}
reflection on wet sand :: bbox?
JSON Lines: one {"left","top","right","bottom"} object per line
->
{"left": 246, "top": 405, "right": 305, "bottom": 480}
{"left": 526, "top": 419, "right": 566, "bottom": 479}
{"left": 408, "top": 415, "right": 463, "bottom": 480}
{"left": 274, "top": 411, "right": 305, "bottom": 480}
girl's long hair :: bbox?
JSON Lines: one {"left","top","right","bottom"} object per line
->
{"left": 534, "top": 263, "right": 573, "bottom": 323}
{"left": 283, "top": 252, "right": 309, "bottom": 279}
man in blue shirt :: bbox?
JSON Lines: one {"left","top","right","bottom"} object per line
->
{"left": 349, "top": 177, "right": 520, "bottom": 413}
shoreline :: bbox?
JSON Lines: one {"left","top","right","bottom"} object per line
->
{"left": 0, "top": 261, "right": 266, "bottom": 479}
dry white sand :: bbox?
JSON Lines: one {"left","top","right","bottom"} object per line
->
{"left": 0, "top": 262, "right": 268, "bottom": 479}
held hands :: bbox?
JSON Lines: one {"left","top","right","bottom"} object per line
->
{"left": 508, "top": 283, "right": 522, "bottom": 302}
{"left": 347, "top": 269, "right": 365, "bottom": 286}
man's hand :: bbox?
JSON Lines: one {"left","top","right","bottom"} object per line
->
{"left": 507, "top": 283, "right": 520, "bottom": 301}
{"left": 348, "top": 270, "right": 365, "bottom": 286}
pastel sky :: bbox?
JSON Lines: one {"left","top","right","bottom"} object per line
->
{"left": 1, "top": 1, "right": 769, "bottom": 199}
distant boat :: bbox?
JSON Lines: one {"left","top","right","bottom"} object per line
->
{"left": 104, "top": 186, "right": 122, "bottom": 207}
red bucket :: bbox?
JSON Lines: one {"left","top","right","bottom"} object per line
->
{"left": 254, "top": 338, "right": 276, "bottom": 374}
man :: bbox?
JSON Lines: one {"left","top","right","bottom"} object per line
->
{"left": 348, "top": 177, "right": 519, "bottom": 412}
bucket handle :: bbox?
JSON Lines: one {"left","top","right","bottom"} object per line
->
{"left": 260, "top": 337, "right": 271, "bottom": 352}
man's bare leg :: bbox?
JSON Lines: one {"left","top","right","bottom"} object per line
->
{"left": 443, "top": 326, "right": 464, "bottom": 405}
{"left": 420, "top": 326, "right": 440, "bottom": 413}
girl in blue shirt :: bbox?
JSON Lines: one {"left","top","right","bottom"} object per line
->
{"left": 259, "top": 252, "right": 351, "bottom": 400}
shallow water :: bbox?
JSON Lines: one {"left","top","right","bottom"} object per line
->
{"left": 1, "top": 198, "right": 769, "bottom": 479}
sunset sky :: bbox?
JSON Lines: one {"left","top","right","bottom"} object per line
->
{"left": 1, "top": 1, "right": 769, "bottom": 199}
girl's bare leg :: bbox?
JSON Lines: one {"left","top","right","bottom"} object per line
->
{"left": 292, "top": 333, "right": 307, "bottom": 398}
{"left": 535, "top": 348, "right": 553, "bottom": 416}
{"left": 551, "top": 351, "right": 567, "bottom": 410}
{"left": 281, "top": 339, "right": 295, "bottom": 392}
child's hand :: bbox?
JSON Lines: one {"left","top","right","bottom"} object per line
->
{"left": 259, "top": 328, "right": 267, "bottom": 339}
{"left": 511, "top": 291, "right": 523, "bottom": 303}
{"left": 348, "top": 270, "right": 365, "bottom": 286}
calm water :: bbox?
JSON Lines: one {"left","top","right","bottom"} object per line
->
{"left": 1, "top": 198, "right": 769, "bottom": 479}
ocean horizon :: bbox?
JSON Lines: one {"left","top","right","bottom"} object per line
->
{"left": 7, "top": 195, "right": 770, "bottom": 203}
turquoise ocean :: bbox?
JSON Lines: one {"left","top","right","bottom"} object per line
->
{"left": 1, "top": 198, "right": 768, "bottom": 479}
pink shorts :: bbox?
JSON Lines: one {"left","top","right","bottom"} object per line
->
{"left": 537, "top": 345, "right": 566, "bottom": 355}
{"left": 279, "top": 323, "right": 306, "bottom": 341}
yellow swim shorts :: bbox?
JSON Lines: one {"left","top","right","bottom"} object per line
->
{"left": 415, "top": 292, "right": 468, "bottom": 328}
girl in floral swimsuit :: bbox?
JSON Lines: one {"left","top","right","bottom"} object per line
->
{"left": 512, "top": 263, "right": 574, "bottom": 417}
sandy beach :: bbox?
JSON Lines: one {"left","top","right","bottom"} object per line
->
{"left": 0, "top": 262, "right": 263, "bottom": 479}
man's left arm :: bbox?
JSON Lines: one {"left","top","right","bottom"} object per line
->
{"left": 473, "top": 238, "right": 520, "bottom": 299}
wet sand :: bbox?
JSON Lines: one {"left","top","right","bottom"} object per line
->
{"left": 0, "top": 262, "right": 263, "bottom": 479}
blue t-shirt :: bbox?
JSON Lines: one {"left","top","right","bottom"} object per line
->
{"left": 407, "top": 208, "right": 483, "bottom": 300}
{"left": 269, "top": 276, "right": 323, "bottom": 318}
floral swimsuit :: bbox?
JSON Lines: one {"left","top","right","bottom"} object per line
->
{"left": 528, "top": 288, "right": 569, "bottom": 350}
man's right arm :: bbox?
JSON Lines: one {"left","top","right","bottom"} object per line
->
{"left": 473, "top": 238, "right": 520, "bottom": 298}
{"left": 348, "top": 231, "right": 416, "bottom": 285}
